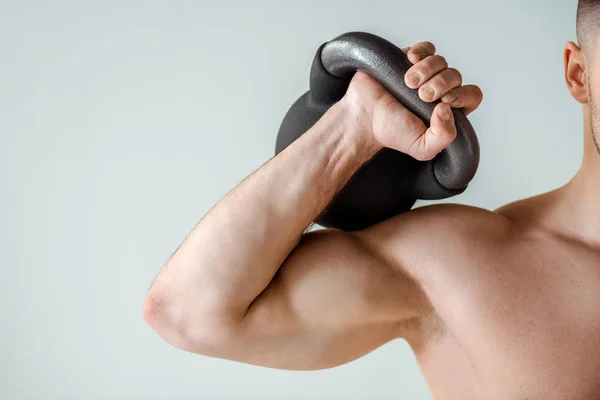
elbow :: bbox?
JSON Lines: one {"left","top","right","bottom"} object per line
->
{"left": 142, "top": 289, "right": 188, "bottom": 349}
{"left": 142, "top": 289, "right": 175, "bottom": 336}
{"left": 142, "top": 285, "right": 241, "bottom": 356}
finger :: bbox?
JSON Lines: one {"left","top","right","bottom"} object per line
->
{"left": 405, "top": 55, "right": 448, "bottom": 89}
{"left": 406, "top": 41, "right": 436, "bottom": 64}
{"left": 441, "top": 84, "right": 484, "bottom": 115}
{"left": 373, "top": 94, "right": 425, "bottom": 153}
{"left": 417, "top": 103, "right": 457, "bottom": 160}
{"left": 392, "top": 103, "right": 456, "bottom": 162}
{"left": 401, "top": 46, "right": 410, "bottom": 54}
{"left": 418, "top": 68, "right": 463, "bottom": 102}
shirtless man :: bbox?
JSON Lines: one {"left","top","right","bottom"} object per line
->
{"left": 143, "top": 2, "right": 600, "bottom": 398}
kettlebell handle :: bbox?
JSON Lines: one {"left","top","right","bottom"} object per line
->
{"left": 314, "top": 32, "right": 480, "bottom": 196}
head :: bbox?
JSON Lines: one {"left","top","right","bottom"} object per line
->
{"left": 567, "top": 0, "right": 600, "bottom": 154}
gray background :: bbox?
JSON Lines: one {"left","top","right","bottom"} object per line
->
{"left": 0, "top": 0, "right": 583, "bottom": 399}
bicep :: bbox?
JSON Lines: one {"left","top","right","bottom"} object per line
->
{"left": 219, "top": 229, "right": 428, "bottom": 370}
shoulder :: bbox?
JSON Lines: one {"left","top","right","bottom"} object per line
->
{"left": 356, "top": 203, "right": 514, "bottom": 250}
{"left": 352, "top": 203, "right": 520, "bottom": 298}
{"left": 354, "top": 204, "right": 518, "bottom": 330}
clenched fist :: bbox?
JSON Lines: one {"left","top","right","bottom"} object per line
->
{"left": 341, "top": 41, "right": 483, "bottom": 161}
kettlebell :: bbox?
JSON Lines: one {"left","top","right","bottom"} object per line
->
{"left": 275, "top": 32, "right": 480, "bottom": 231}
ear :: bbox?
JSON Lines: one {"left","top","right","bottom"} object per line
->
{"left": 564, "top": 41, "right": 589, "bottom": 104}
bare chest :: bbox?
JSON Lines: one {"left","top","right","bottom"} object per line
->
{"left": 414, "top": 242, "right": 600, "bottom": 399}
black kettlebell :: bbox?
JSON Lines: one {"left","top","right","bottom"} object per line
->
{"left": 276, "top": 32, "right": 480, "bottom": 231}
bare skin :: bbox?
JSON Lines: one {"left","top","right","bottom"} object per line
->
{"left": 143, "top": 37, "right": 600, "bottom": 399}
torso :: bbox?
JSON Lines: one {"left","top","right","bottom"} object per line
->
{"left": 395, "top": 198, "right": 600, "bottom": 399}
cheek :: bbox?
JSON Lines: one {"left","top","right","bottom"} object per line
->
{"left": 592, "top": 60, "right": 600, "bottom": 98}
{"left": 592, "top": 74, "right": 600, "bottom": 102}
{"left": 588, "top": 70, "right": 600, "bottom": 109}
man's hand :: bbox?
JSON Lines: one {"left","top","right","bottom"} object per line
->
{"left": 342, "top": 41, "right": 483, "bottom": 161}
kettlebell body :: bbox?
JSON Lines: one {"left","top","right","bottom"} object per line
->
{"left": 276, "top": 32, "right": 480, "bottom": 231}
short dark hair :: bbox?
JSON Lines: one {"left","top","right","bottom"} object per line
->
{"left": 577, "top": 0, "right": 600, "bottom": 53}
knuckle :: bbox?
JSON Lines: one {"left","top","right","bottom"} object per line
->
{"left": 417, "top": 49, "right": 429, "bottom": 60}
{"left": 429, "top": 75, "right": 452, "bottom": 95}
{"left": 411, "top": 41, "right": 436, "bottom": 60}
{"left": 436, "top": 55, "right": 448, "bottom": 68}
{"left": 409, "top": 46, "right": 422, "bottom": 56}
{"left": 474, "top": 85, "right": 484, "bottom": 100}
{"left": 423, "top": 41, "right": 436, "bottom": 53}
{"left": 418, "top": 56, "right": 441, "bottom": 76}
{"left": 448, "top": 68, "right": 463, "bottom": 84}
{"left": 423, "top": 56, "right": 448, "bottom": 76}
{"left": 434, "top": 73, "right": 449, "bottom": 88}
{"left": 414, "top": 63, "right": 429, "bottom": 76}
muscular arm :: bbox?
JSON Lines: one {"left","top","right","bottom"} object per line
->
{"left": 144, "top": 95, "right": 385, "bottom": 355}
{"left": 212, "top": 228, "right": 428, "bottom": 369}
{"left": 143, "top": 44, "right": 483, "bottom": 370}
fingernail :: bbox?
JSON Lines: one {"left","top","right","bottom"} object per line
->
{"left": 423, "top": 86, "right": 435, "bottom": 100}
{"left": 440, "top": 106, "right": 452, "bottom": 121}
{"left": 408, "top": 74, "right": 421, "bottom": 86}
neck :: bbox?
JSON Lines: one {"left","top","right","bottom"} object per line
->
{"left": 555, "top": 107, "right": 600, "bottom": 245}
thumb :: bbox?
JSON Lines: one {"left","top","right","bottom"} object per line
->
{"left": 421, "top": 103, "right": 457, "bottom": 159}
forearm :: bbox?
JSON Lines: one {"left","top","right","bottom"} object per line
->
{"left": 147, "top": 100, "right": 381, "bottom": 325}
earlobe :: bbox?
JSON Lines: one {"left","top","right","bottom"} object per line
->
{"left": 564, "top": 41, "right": 589, "bottom": 104}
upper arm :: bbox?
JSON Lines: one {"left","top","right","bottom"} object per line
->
{"left": 189, "top": 204, "right": 510, "bottom": 370}
{"left": 210, "top": 228, "right": 430, "bottom": 370}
